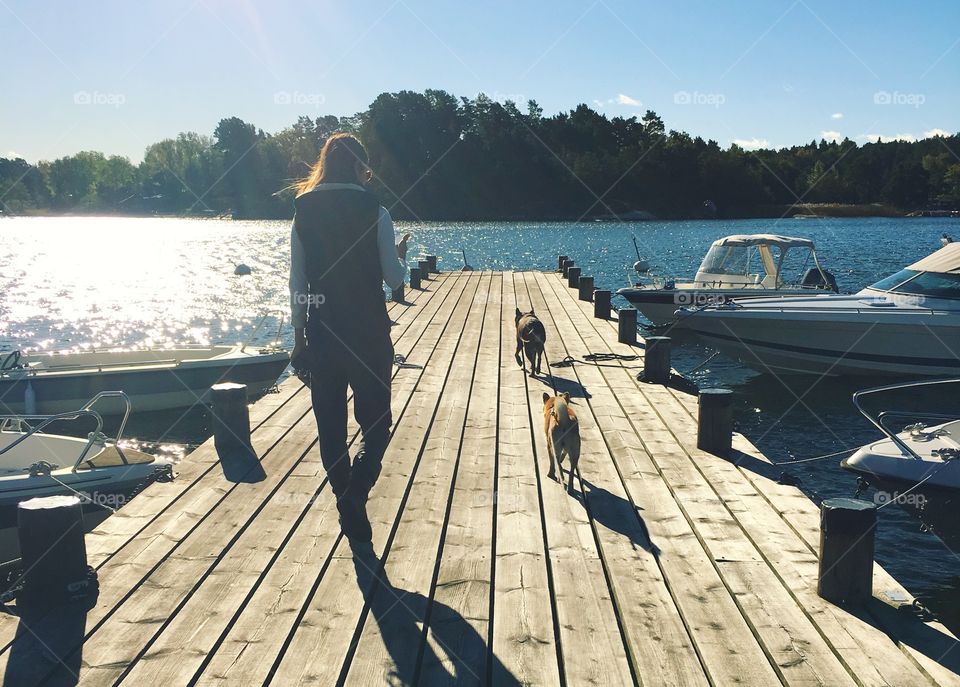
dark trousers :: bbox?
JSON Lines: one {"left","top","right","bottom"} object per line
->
{"left": 308, "top": 329, "right": 393, "bottom": 500}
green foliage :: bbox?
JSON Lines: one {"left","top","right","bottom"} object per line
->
{"left": 1, "top": 90, "right": 957, "bottom": 218}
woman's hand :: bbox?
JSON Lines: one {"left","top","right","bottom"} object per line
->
{"left": 397, "top": 233, "right": 412, "bottom": 262}
{"left": 291, "top": 329, "right": 307, "bottom": 368}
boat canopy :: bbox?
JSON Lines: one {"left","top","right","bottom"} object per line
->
{"left": 710, "top": 234, "right": 815, "bottom": 249}
{"left": 906, "top": 242, "right": 960, "bottom": 274}
{"left": 697, "top": 234, "right": 819, "bottom": 286}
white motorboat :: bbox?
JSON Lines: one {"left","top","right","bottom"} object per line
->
{"left": 617, "top": 234, "right": 837, "bottom": 326}
{"left": 841, "top": 378, "right": 959, "bottom": 545}
{"left": 0, "top": 391, "right": 173, "bottom": 509}
{"left": 0, "top": 341, "right": 290, "bottom": 416}
{"left": 675, "top": 242, "right": 960, "bottom": 376}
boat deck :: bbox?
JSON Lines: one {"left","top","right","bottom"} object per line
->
{"left": 1, "top": 269, "right": 958, "bottom": 685}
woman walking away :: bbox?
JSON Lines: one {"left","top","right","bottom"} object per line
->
{"left": 289, "top": 133, "right": 409, "bottom": 542}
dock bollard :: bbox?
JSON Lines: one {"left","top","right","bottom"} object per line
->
{"left": 418, "top": 260, "right": 432, "bottom": 280}
{"left": 578, "top": 275, "right": 594, "bottom": 301}
{"left": 410, "top": 267, "right": 422, "bottom": 290}
{"left": 426, "top": 255, "right": 438, "bottom": 273}
{"left": 212, "top": 382, "right": 253, "bottom": 461}
{"left": 562, "top": 259, "right": 574, "bottom": 278}
{"left": 567, "top": 266, "right": 581, "bottom": 289}
{"left": 594, "top": 290, "right": 611, "bottom": 319}
{"left": 696, "top": 388, "right": 733, "bottom": 456}
{"left": 644, "top": 336, "right": 672, "bottom": 384}
{"left": 392, "top": 284, "right": 405, "bottom": 303}
{"left": 558, "top": 255, "right": 568, "bottom": 272}
{"left": 18, "top": 495, "right": 89, "bottom": 608}
{"left": 818, "top": 498, "right": 876, "bottom": 605}
{"left": 617, "top": 308, "right": 637, "bottom": 345}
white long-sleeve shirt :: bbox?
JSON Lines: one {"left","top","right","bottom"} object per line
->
{"left": 289, "top": 183, "right": 407, "bottom": 328}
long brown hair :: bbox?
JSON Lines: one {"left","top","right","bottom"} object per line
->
{"left": 295, "top": 133, "right": 369, "bottom": 196}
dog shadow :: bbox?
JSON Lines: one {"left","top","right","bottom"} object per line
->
{"left": 541, "top": 374, "right": 591, "bottom": 400}
{"left": 568, "top": 477, "right": 660, "bottom": 557}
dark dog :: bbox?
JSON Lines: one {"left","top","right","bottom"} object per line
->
{"left": 515, "top": 308, "right": 546, "bottom": 376}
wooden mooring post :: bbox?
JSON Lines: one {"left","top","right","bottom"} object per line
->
{"left": 578, "top": 275, "right": 594, "bottom": 301}
{"left": 212, "top": 382, "right": 254, "bottom": 458}
{"left": 697, "top": 388, "right": 733, "bottom": 456}
{"left": 418, "top": 260, "right": 432, "bottom": 280}
{"left": 410, "top": 267, "right": 422, "bottom": 290}
{"left": 818, "top": 498, "right": 876, "bottom": 605}
{"left": 562, "top": 259, "right": 574, "bottom": 278}
{"left": 567, "top": 266, "right": 581, "bottom": 288}
{"left": 557, "top": 254, "right": 568, "bottom": 271}
{"left": 617, "top": 308, "right": 637, "bottom": 345}
{"left": 594, "top": 289, "right": 611, "bottom": 319}
{"left": 426, "top": 255, "right": 438, "bottom": 273}
{"left": 644, "top": 336, "right": 671, "bottom": 384}
{"left": 17, "top": 495, "right": 89, "bottom": 608}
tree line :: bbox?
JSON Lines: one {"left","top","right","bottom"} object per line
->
{"left": 2, "top": 89, "right": 959, "bottom": 220}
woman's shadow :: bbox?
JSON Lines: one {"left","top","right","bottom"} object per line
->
{"left": 349, "top": 540, "right": 521, "bottom": 686}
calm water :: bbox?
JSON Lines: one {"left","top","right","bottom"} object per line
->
{"left": 1, "top": 215, "right": 958, "bottom": 627}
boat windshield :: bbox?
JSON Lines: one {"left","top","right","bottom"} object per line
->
{"left": 697, "top": 243, "right": 814, "bottom": 284}
{"left": 698, "top": 244, "right": 772, "bottom": 278}
{"left": 870, "top": 269, "right": 960, "bottom": 299}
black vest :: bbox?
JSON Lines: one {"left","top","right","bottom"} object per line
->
{"left": 294, "top": 187, "right": 390, "bottom": 346}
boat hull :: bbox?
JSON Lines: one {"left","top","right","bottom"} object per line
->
{"left": 618, "top": 287, "right": 826, "bottom": 326}
{"left": 680, "top": 307, "right": 960, "bottom": 376}
{"left": 0, "top": 350, "right": 290, "bottom": 415}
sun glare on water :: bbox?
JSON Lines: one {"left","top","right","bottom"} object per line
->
{"left": 0, "top": 216, "right": 291, "bottom": 353}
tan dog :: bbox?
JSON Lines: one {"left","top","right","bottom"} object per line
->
{"left": 515, "top": 308, "right": 546, "bottom": 377}
{"left": 543, "top": 392, "right": 581, "bottom": 492}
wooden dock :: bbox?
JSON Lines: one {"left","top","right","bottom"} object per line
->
{"left": 2, "top": 269, "right": 959, "bottom": 685}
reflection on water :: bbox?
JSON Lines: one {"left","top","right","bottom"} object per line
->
{"left": 1, "top": 215, "right": 958, "bottom": 628}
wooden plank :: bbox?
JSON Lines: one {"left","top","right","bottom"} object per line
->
{"left": 552, "top": 273, "right": 946, "bottom": 686}
{"left": 342, "top": 273, "right": 494, "bottom": 684}
{"left": 515, "top": 271, "right": 635, "bottom": 687}
{"left": 489, "top": 271, "right": 563, "bottom": 686}
{"left": 417, "top": 273, "right": 502, "bottom": 684}
{"left": 265, "top": 273, "right": 485, "bottom": 685}
{"left": 528, "top": 272, "right": 712, "bottom": 686}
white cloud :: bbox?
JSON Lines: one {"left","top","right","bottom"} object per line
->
{"left": 594, "top": 93, "right": 643, "bottom": 108}
{"left": 821, "top": 130, "right": 843, "bottom": 143}
{"left": 831, "top": 112, "right": 843, "bottom": 120}
{"left": 923, "top": 128, "right": 951, "bottom": 139}
{"left": 732, "top": 137, "right": 769, "bottom": 150}
{"left": 4, "top": 151, "right": 23, "bottom": 159}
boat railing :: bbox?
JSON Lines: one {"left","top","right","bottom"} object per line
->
{"left": 852, "top": 378, "right": 960, "bottom": 461}
{"left": 0, "top": 391, "right": 133, "bottom": 470}
{"left": 241, "top": 310, "right": 286, "bottom": 353}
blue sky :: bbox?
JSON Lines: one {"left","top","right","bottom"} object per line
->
{"left": 2, "top": 0, "right": 958, "bottom": 162}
